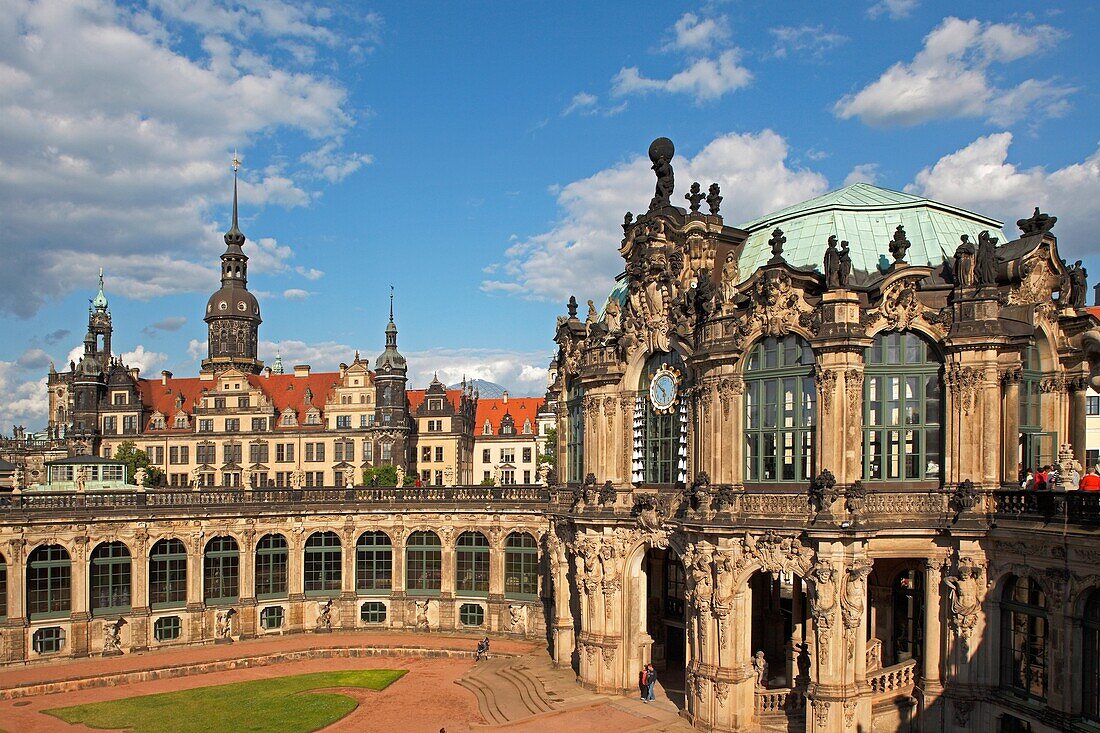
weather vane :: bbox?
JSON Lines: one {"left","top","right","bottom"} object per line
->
{"left": 232, "top": 148, "right": 240, "bottom": 172}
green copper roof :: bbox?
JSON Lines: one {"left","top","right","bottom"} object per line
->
{"left": 737, "top": 182, "right": 1007, "bottom": 278}
{"left": 92, "top": 268, "right": 108, "bottom": 310}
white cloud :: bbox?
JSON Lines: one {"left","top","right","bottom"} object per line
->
{"left": 662, "top": 13, "right": 729, "bottom": 52}
{"left": 282, "top": 288, "right": 311, "bottom": 299}
{"left": 0, "top": 362, "right": 49, "bottom": 432}
{"left": 562, "top": 92, "right": 598, "bottom": 116}
{"left": 300, "top": 142, "right": 374, "bottom": 183}
{"left": 187, "top": 339, "right": 208, "bottom": 361}
{"left": 404, "top": 348, "right": 553, "bottom": 396}
{"left": 482, "top": 130, "right": 828, "bottom": 304}
{"left": 613, "top": 50, "right": 752, "bottom": 103}
{"left": 0, "top": 0, "right": 369, "bottom": 317}
{"left": 142, "top": 316, "right": 188, "bottom": 335}
{"left": 120, "top": 344, "right": 168, "bottom": 375}
{"left": 835, "top": 17, "right": 1074, "bottom": 127}
{"left": 907, "top": 132, "right": 1100, "bottom": 255}
{"left": 259, "top": 339, "right": 354, "bottom": 370}
{"left": 295, "top": 266, "right": 324, "bottom": 280}
{"left": 844, "top": 163, "right": 881, "bottom": 186}
{"left": 770, "top": 25, "right": 849, "bottom": 59}
{"left": 867, "top": 0, "right": 919, "bottom": 20}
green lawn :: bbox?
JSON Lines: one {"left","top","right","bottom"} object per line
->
{"left": 44, "top": 669, "right": 406, "bottom": 733}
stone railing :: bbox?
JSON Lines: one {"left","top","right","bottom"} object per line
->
{"left": 0, "top": 485, "right": 551, "bottom": 515}
{"left": 992, "top": 489, "right": 1100, "bottom": 526}
{"left": 755, "top": 686, "right": 806, "bottom": 716}
{"left": 868, "top": 659, "right": 917, "bottom": 699}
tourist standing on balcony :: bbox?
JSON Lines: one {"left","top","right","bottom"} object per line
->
{"left": 1021, "top": 467, "right": 1035, "bottom": 490}
{"left": 1080, "top": 467, "right": 1100, "bottom": 491}
{"left": 1034, "top": 466, "right": 1049, "bottom": 491}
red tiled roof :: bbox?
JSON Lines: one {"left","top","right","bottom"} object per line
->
{"left": 475, "top": 397, "right": 544, "bottom": 436}
{"left": 408, "top": 388, "right": 465, "bottom": 413}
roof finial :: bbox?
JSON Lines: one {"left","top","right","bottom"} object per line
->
{"left": 389, "top": 285, "right": 394, "bottom": 322}
{"left": 92, "top": 267, "right": 109, "bottom": 311}
{"left": 225, "top": 150, "right": 245, "bottom": 248}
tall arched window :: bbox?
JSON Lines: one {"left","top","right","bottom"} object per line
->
{"left": 863, "top": 332, "right": 943, "bottom": 482}
{"left": 1001, "top": 575, "right": 1047, "bottom": 699}
{"left": 504, "top": 533, "right": 538, "bottom": 600}
{"left": 744, "top": 336, "right": 815, "bottom": 482}
{"left": 304, "top": 532, "right": 342, "bottom": 596}
{"left": 356, "top": 532, "right": 392, "bottom": 594}
{"left": 255, "top": 534, "right": 288, "bottom": 600}
{"left": 203, "top": 536, "right": 240, "bottom": 604}
{"left": 149, "top": 539, "right": 186, "bottom": 609}
{"left": 406, "top": 531, "right": 441, "bottom": 595}
{"left": 28, "top": 545, "right": 71, "bottom": 620}
{"left": 1083, "top": 590, "right": 1100, "bottom": 721}
{"left": 1019, "top": 343, "right": 1054, "bottom": 470}
{"left": 640, "top": 351, "right": 686, "bottom": 485}
{"left": 90, "top": 541, "right": 131, "bottom": 615}
{"left": 456, "top": 531, "right": 489, "bottom": 596}
{"left": 566, "top": 381, "right": 584, "bottom": 483}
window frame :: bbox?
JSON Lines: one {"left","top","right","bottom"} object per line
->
{"left": 1000, "top": 575, "right": 1048, "bottom": 701}
{"left": 255, "top": 534, "right": 289, "bottom": 601}
{"left": 89, "top": 541, "right": 132, "bottom": 616}
{"left": 455, "top": 531, "right": 490, "bottom": 597}
{"left": 504, "top": 533, "right": 538, "bottom": 600}
{"left": 355, "top": 531, "right": 392, "bottom": 595}
{"left": 203, "top": 536, "right": 240, "bottom": 605}
{"left": 303, "top": 531, "right": 342, "bottom": 597}
{"left": 405, "top": 531, "right": 442, "bottom": 596}
{"left": 27, "top": 544, "right": 71, "bottom": 621}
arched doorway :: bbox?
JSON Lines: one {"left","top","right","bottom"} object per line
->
{"left": 749, "top": 569, "right": 809, "bottom": 690}
{"left": 640, "top": 545, "right": 686, "bottom": 707}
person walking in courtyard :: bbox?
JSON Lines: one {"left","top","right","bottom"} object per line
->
{"left": 644, "top": 663, "right": 657, "bottom": 702}
{"left": 475, "top": 636, "right": 490, "bottom": 661}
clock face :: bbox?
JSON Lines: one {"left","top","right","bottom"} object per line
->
{"left": 649, "top": 371, "right": 678, "bottom": 411}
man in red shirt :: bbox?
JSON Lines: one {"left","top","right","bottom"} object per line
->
{"left": 1079, "top": 467, "right": 1100, "bottom": 491}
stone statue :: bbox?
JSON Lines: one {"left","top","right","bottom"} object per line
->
{"left": 720, "top": 252, "right": 740, "bottom": 307}
{"left": 395, "top": 465, "right": 406, "bottom": 487}
{"left": 1017, "top": 206, "right": 1057, "bottom": 236}
{"left": 954, "top": 235, "right": 976, "bottom": 287}
{"left": 12, "top": 464, "right": 23, "bottom": 491}
{"left": 604, "top": 297, "right": 622, "bottom": 334}
{"left": 690, "top": 553, "right": 713, "bottom": 609}
{"left": 290, "top": 469, "right": 304, "bottom": 490}
{"left": 648, "top": 137, "right": 675, "bottom": 210}
{"left": 823, "top": 235, "right": 841, "bottom": 288}
{"left": 944, "top": 563, "right": 982, "bottom": 644}
{"left": 190, "top": 465, "right": 201, "bottom": 488}
{"left": 492, "top": 464, "right": 501, "bottom": 487}
{"left": 975, "top": 230, "right": 998, "bottom": 286}
{"left": 706, "top": 183, "right": 722, "bottom": 215}
{"left": 1067, "top": 260, "right": 1088, "bottom": 309}
{"left": 508, "top": 603, "right": 527, "bottom": 634}
{"left": 808, "top": 560, "right": 837, "bottom": 626}
{"left": 215, "top": 608, "right": 236, "bottom": 639}
{"left": 752, "top": 651, "right": 768, "bottom": 688}
{"left": 888, "top": 225, "right": 910, "bottom": 264}
{"left": 415, "top": 599, "right": 431, "bottom": 631}
{"left": 133, "top": 467, "right": 147, "bottom": 487}
{"left": 685, "top": 182, "right": 704, "bottom": 212}
{"left": 345, "top": 473, "right": 355, "bottom": 489}
{"left": 838, "top": 240, "right": 852, "bottom": 287}
{"left": 103, "top": 617, "right": 126, "bottom": 656}
{"left": 240, "top": 467, "right": 252, "bottom": 489}
{"left": 443, "top": 465, "right": 455, "bottom": 487}
{"left": 713, "top": 554, "right": 736, "bottom": 608}
{"left": 75, "top": 466, "right": 88, "bottom": 493}
{"left": 316, "top": 599, "right": 333, "bottom": 630}
{"left": 536, "top": 462, "right": 549, "bottom": 487}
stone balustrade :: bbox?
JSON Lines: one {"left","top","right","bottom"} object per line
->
{"left": 755, "top": 686, "right": 806, "bottom": 716}
{"left": 868, "top": 659, "right": 917, "bottom": 698}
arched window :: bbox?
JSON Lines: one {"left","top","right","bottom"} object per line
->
{"left": 406, "top": 531, "right": 441, "bottom": 595}
{"left": 1001, "top": 575, "right": 1047, "bottom": 699}
{"left": 28, "top": 545, "right": 71, "bottom": 620}
{"left": 863, "top": 332, "right": 943, "bottom": 482}
{"left": 1083, "top": 590, "right": 1100, "bottom": 721}
{"left": 456, "top": 532, "right": 489, "bottom": 596}
{"left": 355, "top": 531, "right": 392, "bottom": 594}
{"left": 1020, "top": 343, "right": 1054, "bottom": 470}
{"left": 566, "top": 381, "right": 584, "bottom": 483}
{"left": 504, "top": 533, "right": 538, "bottom": 599}
{"left": 304, "top": 532, "right": 341, "bottom": 596}
{"left": 744, "top": 336, "right": 815, "bottom": 482}
{"left": 203, "top": 536, "right": 240, "bottom": 604}
{"left": 149, "top": 538, "right": 186, "bottom": 609}
{"left": 639, "top": 351, "right": 686, "bottom": 485}
{"left": 90, "top": 541, "right": 131, "bottom": 615}
{"left": 255, "top": 534, "right": 288, "bottom": 600}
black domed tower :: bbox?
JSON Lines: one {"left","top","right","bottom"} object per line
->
{"left": 203, "top": 156, "right": 262, "bottom": 374}
{"left": 372, "top": 289, "right": 410, "bottom": 467}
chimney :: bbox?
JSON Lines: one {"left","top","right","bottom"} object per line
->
{"left": 294, "top": 364, "right": 310, "bottom": 378}
{"left": 503, "top": 390, "right": 509, "bottom": 404}
{"left": 1094, "top": 282, "right": 1100, "bottom": 307}
{"left": 161, "top": 370, "right": 172, "bottom": 385}
{"left": 129, "top": 367, "right": 140, "bottom": 381}
{"left": 263, "top": 367, "right": 272, "bottom": 378}
{"left": 339, "top": 363, "right": 347, "bottom": 379}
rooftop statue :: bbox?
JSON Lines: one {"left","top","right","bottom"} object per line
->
{"left": 954, "top": 235, "right": 976, "bottom": 287}
{"left": 888, "top": 225, "right": 910, "bottom": 264}
{"left": 1017, "top": 207, "right": 1057, "bottom": 237}
{"left": 975, "top": 230, "right": 999, "bottom": 286}
{"left": 838, "top": 240, "right": 852, "bottom": 287}
{"left": 706, "top": 183, "right": 722, "bottom": 215}
{"left": 1066, "top": 260, "right": 1088, "bottom": 309}
{"left": 648, "top": 137, "right": 675, "bottom": 211}
{"left": 685, "top": 182, "right": 704, "bottom": 212}
{"left": 824, "top": 236, "right": 841, "bottom": 289}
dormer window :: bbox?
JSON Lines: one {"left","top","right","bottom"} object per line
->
{"left": 305, "top": 409, "right": 321, "bottom": 425}
{"left": 281, "top": 408, "right": 297, "bottom": 427}
{"left": 523, "top": 419, "right": 532, "bottom": 434}
{"left": 174, "top": 414, "right": 189, "bottom": 429}
{"left": 483, "top": 420, "right": 492, "bottom": 435}
{"left": 429, "top": 398, "right": 443, "bottom": 411}
{"left": 150, "top": 414, "right": 166, "bottom": 430}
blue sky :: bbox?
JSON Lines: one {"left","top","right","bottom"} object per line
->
{"left": 2, "top": 0, "right": 1099, "bottom": 430}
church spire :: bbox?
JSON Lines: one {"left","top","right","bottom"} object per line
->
{"left": 224, "top": 151, "right": 245, "bottom": 250}
{"left": 375, "top": 287, "right": 406, "bottom": 373}
{"left": 92, "top": 267, "right": 108, "bottom": 312}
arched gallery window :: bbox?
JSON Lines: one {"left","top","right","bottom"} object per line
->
{"left": 639, "top": 351, "right": 686, "bottom": 485}
{"left": 356, "top": 531, "right": 392, "bottom": 594}
{"left": 743, "top": 335, "right": 815, "bottom": 483}
{"left": 255, "top": 534, "right": 288, "bottom": 600}
{"left": 1019, "top": 343, "right": 1054, "bottom": 470}
{"left": 203, "top": 536, "right": 240, "bottom": 605}
{"left": 304, "top": 531, "right": 342, "bottom": 596}
{"left": 1001, "top": 575, "right": 1047, "bottom": 700}
{"left": 456, "top": 531, "right": 490, "bottom": 596}
{"left": 90, "top": 541, "right": 131, "bottom": 615}
{"left": 406, "top": 531, "right": 441, "bottom": 595}
{"left": 504, "top": 533, "right": 538, "bottom": 599}
{"left": 149, "top": 539, "right": 186, "bottom": 609}
{"left": 1083, "top": 589, "right": 1100, "bottom": 721}
{"left": 566, "top": 381, "right": 584, "bottom": 483}
{"left": 28, "top": 545, "right": 71, "bottom": 621}
{"left": 863, "top": 331, "right": 943, "bottom": 482}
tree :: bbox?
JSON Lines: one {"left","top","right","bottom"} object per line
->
{"left": 361, "top": 465, "right": 416, "bottom": 487}
{"left": 113, "top": 441, "right": 163, "bottom": 487}
{"left": 539, "top": 427, "right": 557, "bottom": 471}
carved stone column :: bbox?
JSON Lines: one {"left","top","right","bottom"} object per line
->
{"left": 549, "top": 534, "right": 575, "bottom": 666}
{"left": 4, "top": 539, "right": 27, "bottom": 663}
{"left": 185, "top": 531, "right": 205, "bottom": 640}
{"left": 1068, "top": 376, "right": 1088, "bottom": 466}
{"left": 69, "top": 536, "right": 90, "bottom": 656}
{"left": 920, "top": 557, "right": 945, "bottom": 731}
{"left": 286, "top": 528, "right": 305, "bottom": 630}
{"left": 1001, "top": 369, "right": 1021, "bottom": 485}
{"left": 339, "top": 526, "right": 357, "bottom": 630}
